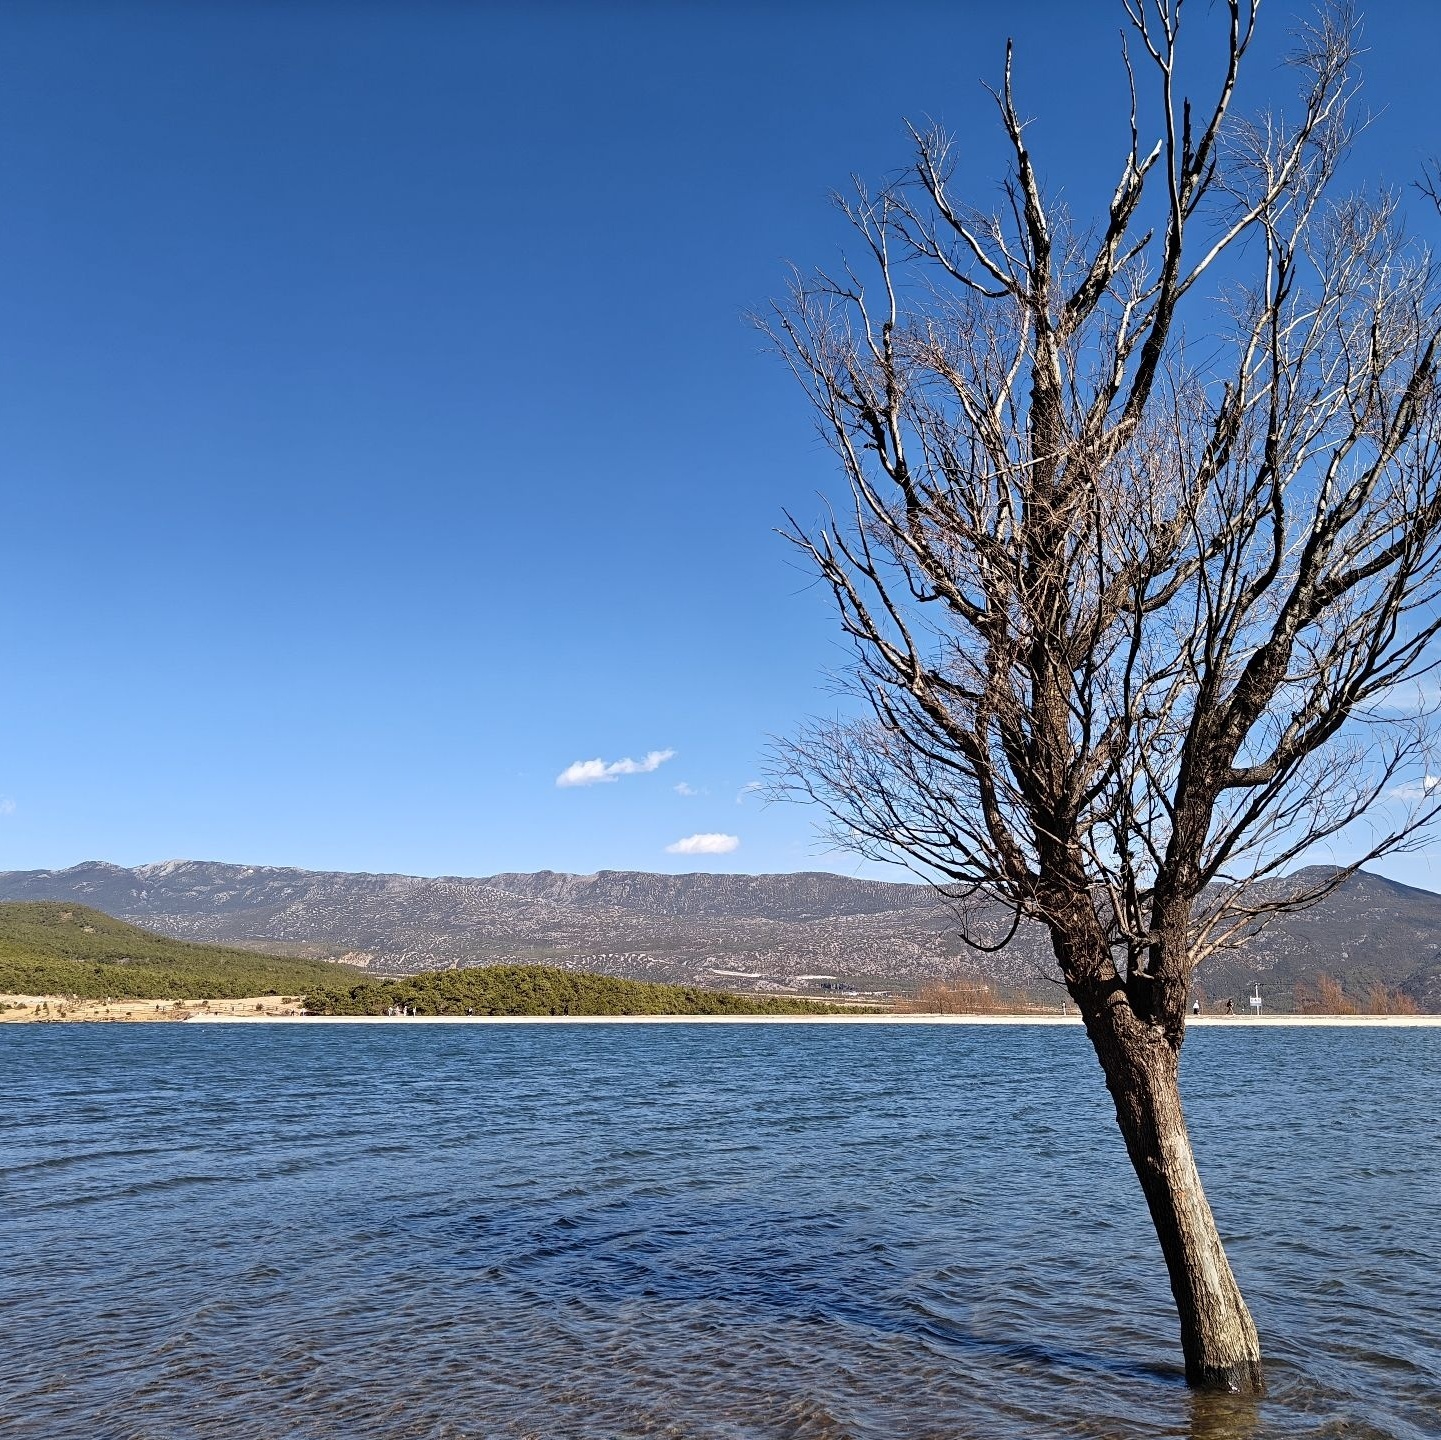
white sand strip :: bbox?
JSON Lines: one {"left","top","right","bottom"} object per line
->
{"left": 185, "top": 1012, "right": 1441, "bottom": 1027}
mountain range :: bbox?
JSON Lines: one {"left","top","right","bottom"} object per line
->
{"left": 1, "top": 859, "right": 1439, "bottom": 1010}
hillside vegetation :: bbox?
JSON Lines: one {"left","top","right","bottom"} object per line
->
{"left": 303, "top": 965, "right": 864, "bottom": 1016}
{"left": 0, "top": 902, "right": 356, "bottom": 999}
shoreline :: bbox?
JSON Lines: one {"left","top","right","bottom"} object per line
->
{"left": 7, "top": 992, "right": 1437, "bottom": 1026}
{"left": 184, "top": 1011, "right": 1441, "bottom": 1027}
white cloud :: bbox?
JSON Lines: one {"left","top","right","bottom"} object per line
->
{"left": 735, "top": 780, "right": 763, "bottom": 804}
{"left": 0, "top": 798, "right": 14, "bottom": 816}
{"left": 555, "top": 749, "right": 675, "bottom": 788}
{"left": 674, "top": 782, "right": 701, "bottom": 796}
{"left": 1388, "top": 775, "right": 1441, "bottom": 801}
{"left": 666, "top": 832, "right": 740, "bottom": 855}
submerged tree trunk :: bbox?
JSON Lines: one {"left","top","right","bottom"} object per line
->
{"left": 1082, "top": 998, "right": 1264, "bottom": 1392}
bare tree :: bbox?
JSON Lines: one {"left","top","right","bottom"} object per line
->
{"left": 767, "top": 0, "right": 1441, "bottom": 1393}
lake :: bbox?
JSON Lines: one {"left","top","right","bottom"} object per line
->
{"left": 1, "top": 1023, "right": 1437, "bottom": 1439}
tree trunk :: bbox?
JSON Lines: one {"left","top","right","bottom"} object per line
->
{"left": 1084, "top": 1001, "right": 1264, "bottom": 1392}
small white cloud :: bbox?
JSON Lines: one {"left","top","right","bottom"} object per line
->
{"left": 674, "top": 782, "right": 701, "bottom": 796}
{"left": 0, "top": 798, "right": 14, "bottom": 816}
{"left": 1388, "top": 775, "right": 1441, "bottom": 801}
{"left": 666, "top": 832, "right": 740, "bottom": 855}
{"left": 735, "top": 780, "right": 763, "bottom": 804}
{"left": 556, "top": 749, "right": 676, "bottom": 788}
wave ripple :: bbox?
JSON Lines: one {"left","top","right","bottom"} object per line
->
{"left": 1, "top": 1024, "right": 1437, "bottom": 1439}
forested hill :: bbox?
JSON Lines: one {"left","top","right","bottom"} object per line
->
{"left": 302, "top": 965, "right": 861, "bottom": 1017}
{"left": 1, "top": 860, "right": 1439, "bottom": 1010}
{"left": 0, "top": 901, "right": 358, "bottom": 999}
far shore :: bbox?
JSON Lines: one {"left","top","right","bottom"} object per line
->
{"left": 6, "top": 993, "right": 1438, "bottom": 1026}
{"left": 195, "top": 1010, "right": 1441, "bottom": 1027}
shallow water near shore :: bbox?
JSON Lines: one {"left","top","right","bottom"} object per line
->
{"left": 2, "top": 1024, "right": 1437, "bottom": 1439}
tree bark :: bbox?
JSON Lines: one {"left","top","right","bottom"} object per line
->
{"left": 1083, "top": 999, "right": 1264, "bottom": 1392}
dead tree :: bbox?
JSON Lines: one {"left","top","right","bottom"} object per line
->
{"left": 767, "top": 0, "right": 1441, "bottom": 1392}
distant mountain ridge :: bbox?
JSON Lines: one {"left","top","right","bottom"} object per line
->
{"left": 1, "top": 859, "right": 1438, "bottom": 1009}
{"left": 0, "top": 860, "right": 971, "bottom": 986}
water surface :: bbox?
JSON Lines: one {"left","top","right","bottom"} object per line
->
{"left": 1, "top": 1024, "right": 1437, "bottom": 1439}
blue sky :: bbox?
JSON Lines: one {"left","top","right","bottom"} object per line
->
{"left": 4, "top": 1, "right": 1441, "bottom": 886}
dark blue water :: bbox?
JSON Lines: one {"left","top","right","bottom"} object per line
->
{"left": 1, "top": 1023, "right": 1437, "bottom": 1439}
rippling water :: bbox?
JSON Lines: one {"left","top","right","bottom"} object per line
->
{"left": 1, "top": 1023, "right": 1437, "bottom": 1439}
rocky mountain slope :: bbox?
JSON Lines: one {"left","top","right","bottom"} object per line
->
{"left": 1, "top": 860, "right": 1438, "bottom": 1008}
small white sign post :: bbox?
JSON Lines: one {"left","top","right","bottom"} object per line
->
{"left": 1248, "top": 984, "right": 1263, "bottom": 1018}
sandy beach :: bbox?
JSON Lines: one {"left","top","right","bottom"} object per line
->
{"left": 0, "top": 994, "right": 308, "bottom": 1023}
